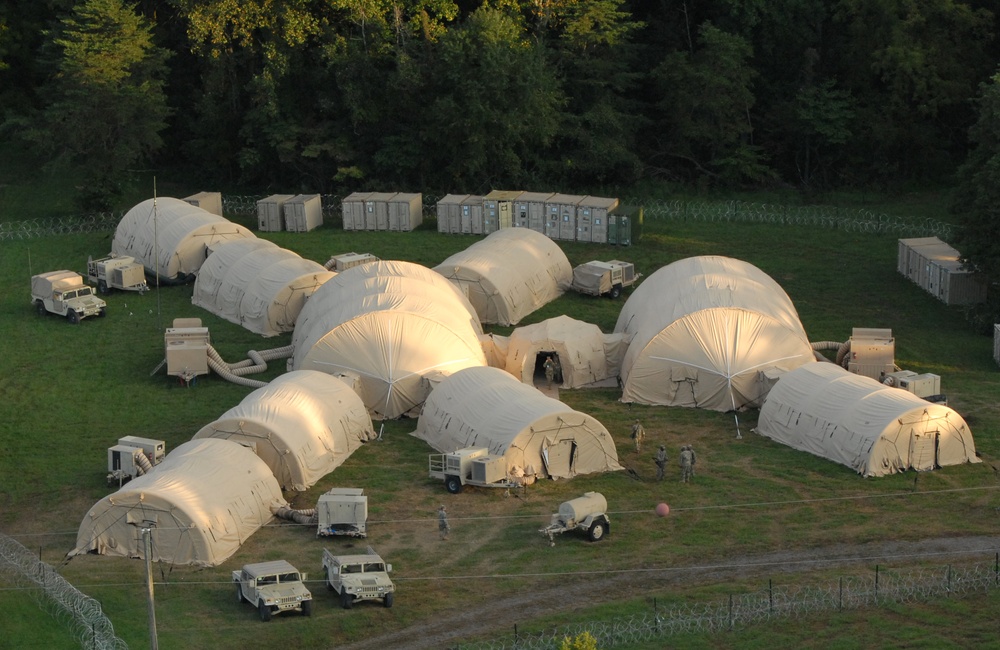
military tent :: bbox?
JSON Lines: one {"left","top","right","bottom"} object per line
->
{"left": 504, "top": 315, "right": 626, "bottom": 388}
{"left": 112, "top": 197, "right": 255, "bottom": 282}
{"left": 70, "top": 439, "right": 284, "bottom": 567}
{"left": 291, "top": 260, "right": 487, "bottom": 418}
{"left": 413, "top": 366, "right": 622, "bottom": 479}
{"left": 756, "top": 363, "right": 979, "bottom": 476}
{"left": 433, "top": 228, "right": 572, "bottom": 325}
{"left": 615, "top": 256, "right": 815, "bottom": 411}
{"left": 192, "top": 371, "right": 375, "bottom": 491}
{"left": 192, "top": 239, "right": 336, "bottom": 336}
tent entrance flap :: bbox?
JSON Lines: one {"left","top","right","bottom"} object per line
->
{"left": 909, "top": 429, "right": 939, "bottom": 471}
{"left": 542, "top": 440, "right": 577, "bottom": 477}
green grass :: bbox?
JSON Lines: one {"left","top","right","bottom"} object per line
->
{"left": 0, "top": 180, "right": 998, "bottom": 648}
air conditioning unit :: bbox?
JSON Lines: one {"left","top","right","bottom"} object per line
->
{"left": 117, "top": 436, "right": 165, "bottom": 465}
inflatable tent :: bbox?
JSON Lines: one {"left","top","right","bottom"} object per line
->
{"left": 413, "top": 366, "right": 623, "bottom": 479}
{"left": 193, "top": 371, "right": 375, "bottom": 491}
{"left": 504, "top": 315, "right": 626, "bottom": 388}
{"left": 192, "top": 239, "right": 336, "bottom": 336}
{"left": 70, "top": 438, "right": 285, "bottom": 567}
{"left": 756, "top": 362, "right": 980, "bottom": 477}
{"left": 112, "top": 197, "right": 255, "bottom": 282}
{"left": 434, "top": 228, "right": 572, "bottom": 325}
{"left": 615, "top": 256, "right": 815, "bottom": 411}
{"left": 291, "top": 260, "right": 487, "bottom": 418}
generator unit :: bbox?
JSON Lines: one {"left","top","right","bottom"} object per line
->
{"left": 846, "top": 328, "right": 896, "bottom": 380}
{"left": 316, "top": 487, "right": 368, "bottom": 538}
{"left": 118, "top": 436, "right": 165, "bottom": 465}
{"left": 107, "top": 437, "right": 165, "bottom": 487}
{"left": 326, "top": 252, "right": 379, "bottom": 272}
{"left": 165, "top": 318, "right": 210, "bottom": 384}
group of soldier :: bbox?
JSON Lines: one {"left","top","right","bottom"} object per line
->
{"left": 631, "top": 419, "right": 697, "bottom": 482}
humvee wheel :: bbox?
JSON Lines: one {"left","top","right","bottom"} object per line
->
{"left": 258, "top": 600, "right": 272, "bottom": 622}
{"left": 35, "top": 300, "right": 46, "bottom": 316}
{"left": 588, "top": 521, "right": 607, "bottom": 542}
{"left": 98, "top": 307, "right": 107, "bottom": 318}
{"left": 236, "top": 584, "right": 244, "bottom": 603}
{"left": 324, "top": 567, "right": 334, "bottom": 591}
{"left": 445, "top": 475, "right": 462, "bottom": 494}
{"left": 301, "top": 600, "right": 313, "bottom": 617}
{"left": 384, "top": 592, "right": 394, "bottom": 608}
{"left": 340, "top": 590, "right": 354, "bottom": 609}
{"left": 98, "top": 280, "right": 109, "bottom": 295}
{"left": 609, "top": 285, "right": 622, "bottom": 299}
{"left": 67, "top": 310, "right": 80, "bottom": 325}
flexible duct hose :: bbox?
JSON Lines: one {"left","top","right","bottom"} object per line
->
{"left": 272, "top": 506, "right": 318, "bottom": 526}
{"left": 204, "top": 344, "right": 295, "bottom": 388}
{"left": 810, "top": 341, "right": 844, "bottom": 363}
{"left": 134, "top": 451, "right": 153, "bottom": 475}
{"left": 206, "top": 350, "right": 268, "bottom": 388}
{"left": 835, "top": 340, "right": 851, "bottom": 368}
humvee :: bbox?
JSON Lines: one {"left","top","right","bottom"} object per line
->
{"left": 233, "top": 560, "right": 313, "bottom": 621}
{"left": 31, "top": 270, "right": 107, "bottom": 323}
{"left": 321, "top": 547, "right": 395, "bottom": 609}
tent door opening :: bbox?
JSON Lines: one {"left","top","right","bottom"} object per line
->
{"left": 533, "top": 352, "right": 562, "bottom": 385}
{"left": 542, "top": 440, "right": 577, "bottom": 478}
{"left": 909, "top": 429, "right": 939, "bottom": 471}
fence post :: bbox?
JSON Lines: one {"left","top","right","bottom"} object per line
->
{"left": 838, "top": 576, "right": 843, "bottom": 612}
{"left": 728, "top": 594, "right": 733, "bottom": 630}
{"left": 947, "top": 565, "right": 952, "bottom": 593}
{"left": 769, "top": 579, "right": 773, "bottom": 615}
{"left": 995, "top": 552, "right": 998, "bottom": 586}
{"left": 654, "top": 597, "right": 660, "bottom": 634}
{"left": 875, "top": 565, "right": 879, "bottom": 605}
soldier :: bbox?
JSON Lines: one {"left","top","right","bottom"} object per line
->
{"left": 680, "top": 445, "right": 694, "bottom": 483}
{"left": 654, "top": 445, "right": 668, "bottom": 481}
{"left": 438, "top": 505, "right": 450, "bottom": 540}
{"left": 630, "top": 419, "right": 645, "bottom": 453}
{"left": 543, "top": 356, "right": 555, "bottom": 388}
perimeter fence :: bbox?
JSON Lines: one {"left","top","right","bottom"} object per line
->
{"left": 0, "top": 533, "right": 128, "bottom": 650}
{"left": 0, "top": 196, "right": 954, "bottom": 241}
{"left": 455, "top": 559, "right": 1000, "bottom": 650}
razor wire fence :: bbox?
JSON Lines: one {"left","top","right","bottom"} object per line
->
{"left": 0, "top": 533, "right": 128, "bottom": 650}
{"left": 0, "top": 196, "right": 954, "bottom": 242}
{"left": 455, "top": 559, "right": 1000, "bottom": 650}
{"left": 634, "top": 199, "right": 955, "bottom": 240}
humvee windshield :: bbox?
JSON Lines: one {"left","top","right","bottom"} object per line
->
{"left": 63, "top": 290, "right": 77, "bottom": 299}
{"left": 78, "top": 287, "right": 93, "bottom": 296}
{"left": 279, "top": 572, "right": 299, "bottom": 582}
{"left": 364, "top": 562, "right": 385, "bottom": 572}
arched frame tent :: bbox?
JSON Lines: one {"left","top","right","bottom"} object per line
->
{"left": 193, "top": 371, "right": 375, "bottom": 491}
{"left": 112, "top": 197, "right": 255, "bottom": 282}
{"left": 413, "top": 366, "right": 622, "bottom": 479}
{"left": 503, "top": 315, "right": 626, "bottom": 388}
{"left": 291, "top": 260, "right": 487, "bottom": 419}
{"left": 70, "top": 439, "right": 285, "bottom": 567}
{"left": 193, "top": 239, "right": 336, "bottom": 336}
{"left": 434, "top": 228, "right": 572, "bottom": 325}
{"left": 756, "top": 362, "right": 980, "bottom": 477}
{"left": 615, "top": 256, "right": 815, "bottom": 412}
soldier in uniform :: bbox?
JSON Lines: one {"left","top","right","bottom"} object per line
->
{"left": 680, "top": 445, "right": 695, "bottom": 483}
{"left": 630, "top": 419, "right": 645, "bottom": 452}
{"left": 543, "top": 356, "right": 555, "bottom": 388}
{"left": 438, "top": 505, "right": 450, "bottom": 540}
{"left": 654, "top": 445, "right": 668, "bottom": 481}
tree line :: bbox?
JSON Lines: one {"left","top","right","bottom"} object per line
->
{"left": 2, "top": 0, "right": 1000, "bottom": 319}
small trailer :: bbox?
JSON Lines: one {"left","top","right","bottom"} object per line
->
{"left": 539, "top": 492, "right": 610, "bottom": 546}
{"left": 316, "top": 487, "right": 368, "bottom": 538}
{"left": 570, "top": 260, "right": 638, "bottom": 299}
{"left": 87, "top": 254, "right": 148, "bottom": 294}
{"left": 428, "top": 447, "right": 518, "bottom": 494}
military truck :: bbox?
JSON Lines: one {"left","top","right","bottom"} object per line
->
{"left": 570, "top": 260, "right": 638, "bottom": 299}
{"left": 87, "top": 254, "right": 148, "bottom": 294}
{"left": 539, "top": 492, "right": 610, "bottom": 546}
{"left": 233, "top": 560, "right": 313, "bottom": 621}
{"left": 321, "top": 547, "right": 395, "bottom": 609}
{"left": 428, "top": 447, "right": 518, "bottom": 494}
{"left": 31, "top": 270, "right": 107, "bottom": 323}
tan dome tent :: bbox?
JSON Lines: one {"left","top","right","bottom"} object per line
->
{"left": 192, "top": 239, "right": 336, "bottom": 337}
{"left": 615, "top": 256, "right": 815, "bottom": 411}
{"left": 756, "top": 363, "right": 979, "bottom": 477}
{"left": 504, "top": 315, "right": 626, "bottom": 388}
{"left": 433, "top": 228, "right": 572, "bottom": 325}
{"left": 112, "top": 197, "right": 255, "bottom": 282}
{"left": 70, "top": 438, "right": 284, "bottom": 567}
{"left": 413, "top": 366, "right": 623, "bottom": 479}
{"left": 192, "top": 371, "right": 375, "bottom": 491}
{"left": 291, "top": 260, "right": 487, "bottom": 418}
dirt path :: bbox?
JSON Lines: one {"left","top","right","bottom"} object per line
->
{"left": 338, "top": 535, "right": 1000, "bottom": 650}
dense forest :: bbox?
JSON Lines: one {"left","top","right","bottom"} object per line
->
{"left": 2, "top": 0, "right": 999, "bottom": 200}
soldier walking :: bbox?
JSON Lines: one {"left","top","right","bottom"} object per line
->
{"left": 630, "top": 419, "right": 645, "bottom": 453}
{"left": 543, "top": 356, "right": 555, "bottom": 388}
{"left": 654, "top": 445, "right": 668, "bottom": 481}
{"left": 438, "top": 505, "right": 450, "bottom": 540}
{"left": 680, "top": 445, "right": 694, "bottom": 483}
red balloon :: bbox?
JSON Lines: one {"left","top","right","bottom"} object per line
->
{"left": 655, "top": 503, "right": 670, "bottom": 517}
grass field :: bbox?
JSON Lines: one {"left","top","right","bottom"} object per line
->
{"left": 0, "top": 183, "right": 998, "bottom": 649}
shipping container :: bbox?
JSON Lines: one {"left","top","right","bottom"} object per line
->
{"left": 514, "top": 192, "right": 554, "bottom": 233}
{"left": 897, "top": 237, "right": 986, "bottom": 306}
{"left": 283, "top": 194, "right": 323, "bottom": 232}
{"left": 257, "top": 194, "right": 295, "bottom": 232}
{"left": 483, "top": 190, "right": 523, "bottom": 232}
{"left": 364, "top": 192, "right": 396, "bottom": 230}
{"left": 341, "top": 192, "right": 372, "bottom": 231}
{"left": 388, "top": 192, "right": 423, "bottom": 231}
{"left": 463, "top": 195, "right": 484, "bottom": 235}
{"left": 436, "top": 194, "right": 468, "bottom": 234}
{"left": 576, "top": 196, "right": 619, "bottom": 244}
{"left": 994, "top": 324, "right": 1000, "bottom": 367}
{"left": 546, "top": 194, "right": 584, "bottom": 240}
{"left": 183, "top": 191, "right": 224, "bottom": 217}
